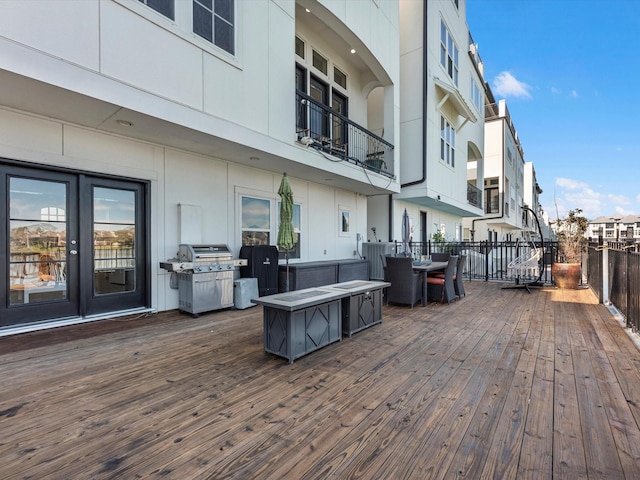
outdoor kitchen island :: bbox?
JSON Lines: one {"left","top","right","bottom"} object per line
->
{"left": 253, "top": 280, "right": 389, "bottom": 363}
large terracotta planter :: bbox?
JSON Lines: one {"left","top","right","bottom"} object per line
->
{"left": 552, "top": 262, "right": 581, "bottom": 289}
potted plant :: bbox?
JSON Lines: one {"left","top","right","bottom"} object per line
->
{"left": 552, "top": 208, "right": 588, "bottom": 289}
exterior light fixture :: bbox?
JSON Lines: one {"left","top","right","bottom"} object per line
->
{"left": 116, "top": 120, "right": 133, "bottom": 127}
{"left": 350, "top": 48, "right": 356, "bottom": 54}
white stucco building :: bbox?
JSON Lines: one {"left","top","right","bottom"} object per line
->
{"left": 465, "top": 95, "right": 524, "bottom": 242}
{"left": 0, "top": 0, "right": 400, "bottom": 332}
{"left": 367, "top": 0, "right": 485, "bottom": 247}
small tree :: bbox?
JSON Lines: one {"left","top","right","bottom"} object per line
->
{"left": 431, "top": 230, "right": 449, "bottom": 253}
{"left": 555, "top": 208, "right": 588, "bottom": 263}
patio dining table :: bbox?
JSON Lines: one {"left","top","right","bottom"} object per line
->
{"left": 412, "top": 261, "right": 448, "bottom": 304}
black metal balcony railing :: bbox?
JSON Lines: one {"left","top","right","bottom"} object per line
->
{"left": 296, "top": 91, "right": 394, "bottom": 178}
{"left": 467, "top": 182, "right": 482, "bottom": 208}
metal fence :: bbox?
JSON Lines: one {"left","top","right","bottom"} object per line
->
{"left": 396, "top": 240, "right": 560, "bottom": 285}
{"left": 591, "top": 241, "right": 640, "bottom": 332}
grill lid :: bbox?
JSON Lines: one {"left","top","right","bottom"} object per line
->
{"left": 178, "top": 244, "right": 233, "bottom": 262}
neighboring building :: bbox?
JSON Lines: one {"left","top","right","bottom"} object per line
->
{"left": 588, "top": 215, "right": 640, "bottom": 242}
{"left": 0, "top": 0, "right": 401, "bottom": 332}
{"left": 465, "top": 93, "right": 525, "bottom": 242}
{"left": 367, "top": 0, "right": 485, "bottom": 246}
{"left": 523, "top": 161, "right": 553, "bottom": 240}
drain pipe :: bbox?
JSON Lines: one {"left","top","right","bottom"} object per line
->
{"left": 390, "top": 1, "right": 428, "bottom": 240}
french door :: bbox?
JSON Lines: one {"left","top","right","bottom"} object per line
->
{"left": 1, "top": 163, "right": 149, "bottom": 328}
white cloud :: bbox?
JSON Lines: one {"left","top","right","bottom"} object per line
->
{"left": 555, "top": 177, "right": 588, "bottom": 190}
{"left": 551, "top": 86, "right": 561, "bottom": 95}
{"left": 551, "top": 177, "right": 633, "bottom": 219}
{"left": 571, "top": 90, "right": 579, "bottom": 98}
{"left": 492, "top": 71, "right": 532, "bottom": 99}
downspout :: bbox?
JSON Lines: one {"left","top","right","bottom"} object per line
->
{"left": 401, "top": 0, "right": 428, "bottom": 189}
{"left": 391, "top": 0, "right": 428, "bottom": 240}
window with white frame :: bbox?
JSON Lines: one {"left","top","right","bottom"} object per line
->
{"left": 138, "top": 0, "right": 174, "bottom": 20}
{"left": 440, "top": 19, "right": 459, "bottom": 86}
{"left": 135, "top": 0, "right": 235, "bottom": 55}
{"left": 241, "top": 195, "right": 301, "bottom": 258}
{"left": 193, "top": 0, "right": 234, "bottom": 54}
{"left": 440, "top": 116, "right": 456, "bottom": 167}
{"left": 470, "top": 76, "right": 482, "bottom": 112}
{"left": 241, "top": 196, "right": 271, "bottom": 246}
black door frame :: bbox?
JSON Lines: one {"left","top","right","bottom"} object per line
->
{"left": 1, "top": 159, "right": 150, "bottom": 327}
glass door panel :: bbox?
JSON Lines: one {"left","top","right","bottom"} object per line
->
{"left": 9, "top": 177, "right": 69, "bottom": 305}
{"left": 93, "top": 187, "right": 136, "bottom": 295}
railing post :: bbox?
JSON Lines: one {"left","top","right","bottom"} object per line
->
{"left": 602, "top": 241, "right": 609, "bottom": 305}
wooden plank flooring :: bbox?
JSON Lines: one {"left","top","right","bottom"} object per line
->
{"left": 2, "top": 282, "right": 640, "bottom": 479}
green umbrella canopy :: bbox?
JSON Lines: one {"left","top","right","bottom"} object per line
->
{"left": 277, "top": 173, "right": 296, "bottom": 251}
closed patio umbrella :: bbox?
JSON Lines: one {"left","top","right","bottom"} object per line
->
{"left": 277, "top": 173, "right": 296, "bottom": 291}
{"left": 401, "top": 208, "right": 411, "bottom": 257}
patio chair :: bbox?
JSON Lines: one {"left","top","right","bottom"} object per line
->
{"left": 385, "top": 256, "right": 424, "bottom": 308}
{"left": 432, "top": 254, "right": 466, "bottom": 297}
{"left": 426, "top": 255, "right": 458, "bottom": 304}
{"left": 427, "top": 252, "right": 450, "bottom": 278}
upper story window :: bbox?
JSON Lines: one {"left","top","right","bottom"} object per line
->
{"left": 440, "top": 115, "right": 455, "bottom": 167}
{"left": 193, "top": 0, "right": 235, "bottom": 54}
{"left": 135, "top": 0, "right": 235, "bottom": 56}
{"left": 138, "top": 0, "right": 174, "bottom": 20}
{"left": 295, "top": 36, "right": 305, "bottom": 59}
{"left": 312, "top": 50, "right": 328, "bottom": 76}
{"left": 470, "top": 77, "right": 482, "bottom": 112}
{"left": 440, "top": 20, "right": 459, "bottom": 86}
{"left": 334, "top": 67, "right": 347, "bottom": 90}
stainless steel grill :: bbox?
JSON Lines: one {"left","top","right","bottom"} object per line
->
{"left": 160, "top": 244, "right": 246, "bottom": 317}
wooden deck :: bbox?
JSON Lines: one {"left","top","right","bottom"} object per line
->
{"left": 2, "top": 282, "right": 640, "bottom": 479}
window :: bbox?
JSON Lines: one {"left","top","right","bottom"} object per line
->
{"left": 312, "top": 50, "right": 328, "bottom": 75}
{"left": 470, "top": 77, "right": 482, "bottom": 112}
{"left": 295, "top": 36, "right": 305, "bottom": 59}
{"left": 241, "top": 196, "right": 301, "bottom": 259}
{"left": 334, "top": 67, "right": 347, "bottom": 89}
{"left": 138, "top": 0, "right": 174, "bottom": 20}
{"left": 440, "top": 116, "right": 455, "bottom": 167}
{"left": 193, "top": 0, "right": 234, "bottom": 54}
{"left": 241, "top": 196, "right": 270, "bottom": 246}
{"left": 440, "top": 20, "right": 459, "bottom": 85}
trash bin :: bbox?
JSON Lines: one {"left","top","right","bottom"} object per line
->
{"left": 234, "top": 278, "right": 259, "bottom": 309}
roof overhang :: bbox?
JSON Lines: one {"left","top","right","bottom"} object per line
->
{"left": 433, "top": 76, "right": 478, "bottom": 128}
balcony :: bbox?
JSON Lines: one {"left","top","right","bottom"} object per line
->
{"left": 467, "top": 182, "right": 482, "bottom": 208}
{"left": 296, "top": 91, "right": 394, "bottom": 178}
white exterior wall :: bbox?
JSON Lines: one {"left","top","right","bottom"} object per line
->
{"left": 0, "top": 0, "right": 399, "bottom": 323}
{"left": 393, "top": 0, "right": 484, "bottom": 245}
{"left": 0, "top": 107, "right": 367, "bottom": 312}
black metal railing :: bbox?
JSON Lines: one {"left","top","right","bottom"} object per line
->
{"left": 296, "top": 91, "right": 394, "bottom": 177}
{"left": 392, "top": 240, "right": 559, "bottom": 285}
{"left": 467, "top": 182, "right": 482, "bottom": 208}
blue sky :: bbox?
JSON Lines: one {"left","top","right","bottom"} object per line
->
{"left": 466, "top": 0, "right": 640, "bottom": 220}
